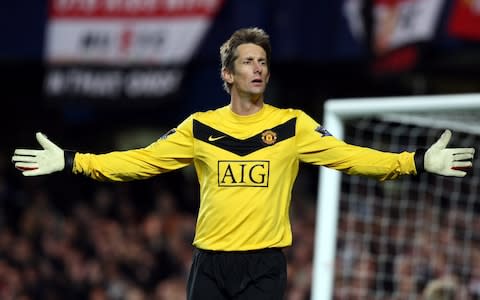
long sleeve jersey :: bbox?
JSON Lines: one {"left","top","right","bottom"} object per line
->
{"left": 73, "top": 104, "right": 418, "bottom": 251}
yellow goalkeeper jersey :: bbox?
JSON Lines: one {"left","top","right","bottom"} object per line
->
{"left": 73, "top": 104, "right": 417, "bottom": 251}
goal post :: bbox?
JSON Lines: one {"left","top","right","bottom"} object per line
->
{"left": 311, "top": 94, "right": 480, "bottom": 300}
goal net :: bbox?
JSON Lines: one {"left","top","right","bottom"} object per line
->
{"left": 311, "top": 94, "right": 480, "bottom": 300}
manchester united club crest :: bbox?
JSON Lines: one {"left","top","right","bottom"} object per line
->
{"left": 261, "top": 130, "right": 277, "bottom": 145}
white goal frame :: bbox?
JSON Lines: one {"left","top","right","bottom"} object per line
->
{"left": 311, "top": 93, "right": 480, "bottom": 300}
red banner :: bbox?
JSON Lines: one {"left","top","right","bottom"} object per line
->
{"left": 448, "top": 0, "right": 480, "bottom": 40}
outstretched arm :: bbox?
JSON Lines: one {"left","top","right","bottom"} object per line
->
{"left": 296, "top": 110, "right": 475, "bottom": 180}
{"left": 12, "top": 120, "right": 194, "bottom": 181}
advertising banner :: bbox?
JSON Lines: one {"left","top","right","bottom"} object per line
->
{"left": 44, "top": 0, "right": 224, "bottom": 102}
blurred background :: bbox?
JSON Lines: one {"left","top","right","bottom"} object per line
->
{"left": 1, "top": 0, "right": 480, "bottom": 299}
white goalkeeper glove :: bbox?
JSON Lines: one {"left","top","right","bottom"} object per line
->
{"left": 12, "top": 132, "right": 65, "bottom": 176}
{"left": 424, "top": 129, "right": 475, "bottom": 177}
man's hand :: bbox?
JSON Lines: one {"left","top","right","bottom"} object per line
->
{"left": 424, "top": 129, "right": 475, "bottom": 177}
{"left": 12, "top": 132, "right": 65, "bottom": 176}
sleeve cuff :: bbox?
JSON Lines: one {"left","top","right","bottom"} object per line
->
{"left": 63, "top": 150, "right": 77, "bottom": 173}
{"left": 414, "top": 148, "right": 426, "bottom": 174}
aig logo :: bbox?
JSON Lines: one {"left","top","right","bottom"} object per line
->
{"left": 218, "top": 160, "right": 270, "bottom": 187}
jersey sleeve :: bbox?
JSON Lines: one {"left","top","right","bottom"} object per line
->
{"left": 73, "top": 115, "right": 195, "bottom": 181}
{"left": 295, "top": 111, "right": 417, "bottom": 181}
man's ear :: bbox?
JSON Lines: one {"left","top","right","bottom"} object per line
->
{"left": 222, "top": 67, "right": 234, "bottom": 84}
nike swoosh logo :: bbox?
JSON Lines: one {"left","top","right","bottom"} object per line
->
{"left": 208, "top": 135, "right": 226, "bottom": 142}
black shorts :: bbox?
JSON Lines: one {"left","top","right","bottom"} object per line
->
{"left": 186, "top": 247, "right": 287, "bottom": 300}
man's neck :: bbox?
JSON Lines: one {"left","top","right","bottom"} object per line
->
{"left": 229, "top": 94, "right": 264, "bottom": 116}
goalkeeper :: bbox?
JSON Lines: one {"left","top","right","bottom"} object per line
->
{"left": 11, "top": 27, "right": 475, "bottom": 300}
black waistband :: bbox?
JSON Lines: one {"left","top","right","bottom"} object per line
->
{"left": 195, "top": 247, "right": 284, "bottom": 255}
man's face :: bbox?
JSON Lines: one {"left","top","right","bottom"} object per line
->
{"left": 224, "top": 43, "right": 270, "bottom": 98}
